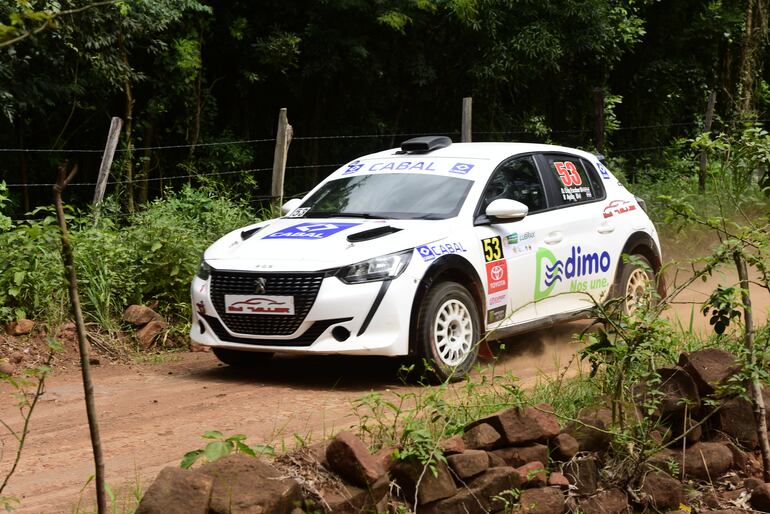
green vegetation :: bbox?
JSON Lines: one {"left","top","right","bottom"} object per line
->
{"left": 0, "top": 186, "right": 259, "bottom": 330}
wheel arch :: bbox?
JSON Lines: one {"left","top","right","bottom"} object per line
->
{"left": 614, "top": 231, "right": 666, "bottom": 297}
{"left": 408, "top": 255, "right": 485, "bottom": 356}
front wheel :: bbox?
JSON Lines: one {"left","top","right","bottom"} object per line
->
{"left": 618, "top": 255, "right": 655, "bottom": 315}
{"left": 212, "top": 347, "right": 273, "bottom": 368}
{"left": 415, "top": 281, "right": 480, "bottom": 382}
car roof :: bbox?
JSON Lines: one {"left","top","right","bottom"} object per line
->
{"left": 362, "top": 142, "right": 599, "bottom": 164}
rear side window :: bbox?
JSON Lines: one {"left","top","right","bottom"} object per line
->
{"left": 541, "top": 154, "right": 602, "bottom": 205}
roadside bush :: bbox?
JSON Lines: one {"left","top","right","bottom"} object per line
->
{"left": 0, "top": 186, "right": 260, "bottom": 328}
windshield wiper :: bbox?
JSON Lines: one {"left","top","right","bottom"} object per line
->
{"left": 304, "top": 211, "right": 393, "bottom": 219}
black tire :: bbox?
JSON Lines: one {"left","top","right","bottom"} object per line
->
{"left": 617, "top": 255, "right": 655, "bottom": 315}
{"left": 212, "top": 347, "right": 273, "bottom": 368}
{"left": 415, "top": 281, "right": 481, "bottom": 383}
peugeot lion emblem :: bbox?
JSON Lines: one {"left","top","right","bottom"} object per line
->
{"left": 254, "top": 277, "right": 267, "bottom": 295}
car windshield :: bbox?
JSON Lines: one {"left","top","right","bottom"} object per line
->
{"left": 299, "top": 173, "right": 473, "bottom": 220}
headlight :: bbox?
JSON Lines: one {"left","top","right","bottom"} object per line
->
{"left": 196, "top": 260, "right": 211, "bottom": 280}
{"left": 337, "top": 250, "right": 412, "bottom": 284}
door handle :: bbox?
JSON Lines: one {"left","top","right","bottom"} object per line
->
{"left": 544, "top": 231, "right": 563, "bottom": 244}
{"left": 597, "top": 223, "right": 615, "bottom": 234}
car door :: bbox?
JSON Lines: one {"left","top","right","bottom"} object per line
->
{"left": 530, "top": 152, "right": 613, "bottom": 318}
{"left": 473, "top": 154, "right": 554, "bottom": 329}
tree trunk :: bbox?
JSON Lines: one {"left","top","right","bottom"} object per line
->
{"left": 698, "top": 91, "right": 716, "bottom": 194}
{"left": 737, "top": 0, "right": 769, "bottom": 116}
{"left": 54, "top": 163, "right": 108, "bottom": 513}
{"left": 734, "top": 251, "right": 770, "bottom": 481}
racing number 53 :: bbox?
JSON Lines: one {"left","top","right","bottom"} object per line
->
{"left": 554, "top": 161, "right": 582, "bottom": 187}
{"left": 482, "top": 236, "right": 503, "bottom": 263}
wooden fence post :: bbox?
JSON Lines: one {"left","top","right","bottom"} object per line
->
{"left": 271, "top": 108, "right": 293, "bottom": 211}
{"left": 92, "top": 117, "right": 123, "bottom": 206}
{"left": 461, "top": 97, "right": 472, "bottom": 142}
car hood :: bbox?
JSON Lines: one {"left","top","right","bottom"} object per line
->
{"left": 204, "top": 217, "right": 461, "bottom": 272}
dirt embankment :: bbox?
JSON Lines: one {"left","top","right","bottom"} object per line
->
{"left": 1, "top": 263, "right": 768, "bottom": 513}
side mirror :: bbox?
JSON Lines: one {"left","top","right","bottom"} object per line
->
{"left": 281, "top": 198, "right": 302, "bottom": 216}
{"left": 485, "top": 199, "right": 528, "bottom": 223}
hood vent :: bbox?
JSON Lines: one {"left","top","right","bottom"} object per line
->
{"left": 241, "top": 226, "right": 264, "bottom": 240}
{"left": 347, "top": 225, "right": 402, "bottom": 242}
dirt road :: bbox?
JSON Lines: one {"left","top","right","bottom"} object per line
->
{"left": 2, "top": 269, "right": 768, "bottom": 513}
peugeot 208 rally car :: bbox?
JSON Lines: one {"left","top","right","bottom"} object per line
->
{"left": 191, "top": 136, "right": 662, "bottom": 381}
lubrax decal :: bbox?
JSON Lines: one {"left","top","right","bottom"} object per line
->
{"left": 534, "top": 246, "right": 611, "bottom": 301}
{"left": 416, "top": 242, "right": 467, "bottom": 261}
{"left": 263, "top": 222, "right": 360, "bottom": 240}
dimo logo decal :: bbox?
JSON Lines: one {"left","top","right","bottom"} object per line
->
{"left": 534, "top": 246, "right": 612, "bottom": 301}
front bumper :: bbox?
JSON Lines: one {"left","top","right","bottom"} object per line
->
{"left": 190, "top": 270, "right": 419, "bottom": 356}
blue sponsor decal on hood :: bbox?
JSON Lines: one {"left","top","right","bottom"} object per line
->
{"left": 263, "top": 222, "right": 361, "bottom": 240}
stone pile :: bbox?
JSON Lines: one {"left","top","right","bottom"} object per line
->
{"left": 122, "top": 304, "right": 167, "bottom": 348}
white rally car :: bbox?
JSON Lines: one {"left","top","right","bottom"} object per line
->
{"left": 191, "top": 137, "right": 663, "bottom": 381}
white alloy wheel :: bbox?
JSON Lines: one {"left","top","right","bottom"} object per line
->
{"left": 620, "top": 255, "right": 654, "bottom": 315}
{"left": 433, "top": 299, "right": 474, "bottom": 366}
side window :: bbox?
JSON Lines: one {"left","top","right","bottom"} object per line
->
{"left": 542, "top": 154, "right": 600, "bottom": 205}
{"left": 480, "top": 155, "right": 547, "bottom": 214}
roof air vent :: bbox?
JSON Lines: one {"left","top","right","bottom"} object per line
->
{"left": 400, "top": 136, "right": 452, "bottom": 153}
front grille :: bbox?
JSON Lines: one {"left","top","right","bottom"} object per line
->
{"left": 201, "top": 315, "right": 352, "bottom": 346}
{"left": 210, "top": 270, "right": 324, "bottom": 336}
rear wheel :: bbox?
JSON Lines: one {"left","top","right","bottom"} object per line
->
{"left": 212, "top": 347, "right": 273, "bottom": 368}
{"left": 415, "top": 281, "right": 480, "bottom": 382}
{"left": 618, "top": 255, "right": 655, "bottom": 315}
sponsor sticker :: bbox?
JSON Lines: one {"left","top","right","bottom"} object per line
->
{"left": 481, "top": 236, "right": 503, "bottom": 263}
{"left": 449, "top": 162, "right": 475, "bottom": 174}
{"left": 505, "top": 231, "right": 535, "bottom": 245}
{"left": 224, "top": 295, "right": 295, "bottom": 315}
{"left": 534, "top": 246, "right": 612, "bottom": 301}
{"left": 342, "top": 160, "right": 365, "bottom": 175}
{"left": 263, "top": 222, "right": 360, "bottom": 240}
{"left": 287, "top": 207, "right": 310, "bottom": 218}
{"left": 487, "top": 306, "right": 506, "bottom": 323}
{"left": 602, "top": 199, "right": 637, "bottom": 219}
{"left": 596, "top": 161, "right": 611, "bottom": 180}
{"left": 416, "top": 242, "right": 467, "bottom": 261}
{"left": 486, "top": 259, "right": 508, "bottom": 294}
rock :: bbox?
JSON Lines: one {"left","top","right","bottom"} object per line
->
{"left": 198, "top": 454, "right": 302, "bottom": 514}
{"left": 519, "top": 487, "right": 565, "bottom": 514}
{"left": 656, "top": 367, "right": 701, "bottom": 418}
{"left": 564, "top": 457, "right": 599, "bottom": 495}
{"left": 491, "top": 444, "right": 548, "bottom": 468}
{"left": 89, "top": 356, "right": 101, "bottom": 366}
{"left": 440, "top": 436, "right": 465, "bottom": 455}
{"left": 320, "top": 475, "right": 389, "bottom": 514}
{"left": 514, "top": 461, "right": 548, "bottom": 488}
{"left": 9, "top": 351, "right": 23, "bottom": 364}
{"left": 579, "top": 489, "right": 628, "bottom": 514}
{"left": 189, "top": 342, "right": 211, "bottom": 353}
{"left": 487, "top": 451, "right": 506, "bottom": 467}
{"left": 136, "top": 320, "right": 168, "bottom": 349}
{"left": 717, "top": 398, "right": 758, "bottom": 449}
{"left": 566, "top": 407, "right": 612, "bottom": 452}
{"left": 373, "top": 445, "right": 397, "bottom": 473}
{"left": 552, "top": 433, "right": 579, "bottom": 461}
{"left": 650, "top": 442, "right": 733, "bottom": 480}
{"left": 447, "top": 450, "right": 489, "bottom": 480}
{"left": 307, "top": 440, "right": 331, "bottom": 468}
{"left": 548, "top": 472, "right": 570, "bottom": 489}
{"left": 678, "top": 348, "right": 737, "bottom": 396}
{"left": 0, "top": 361, "right": 14, "bottom": 376}
{"left": 420, "top": 466, "right": 522, "bottom": 514}
{"left": 669, "top": 415, "right": 702, "bottom": 446}
{"left": 640, "top": 471, "right": 685, "bottom": 511}
{"left": 465, "top": 404, "right": 560, "bottom": 446}
{"left": 750, "top": 483, "right": 770, "bottom": 512}
{"left": 462, "top": 422, "right": 502, "bottom": 450}
{"left": 136, "top": 466, "right": 213, "bottom": 514}
{"left": 7, "top": 319, "right": 34, "bottom": 336}
{"left": 326, "top": 431, "right": 385, "bottom": 487}
{"left": 390, "top": 457, "right": 456, "bottom": 506}
{"left": 745, "top": 477, "right": 764, "bottom": 492}
{"left": 123, "top": 305, "right": 163, "bottom": 326}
